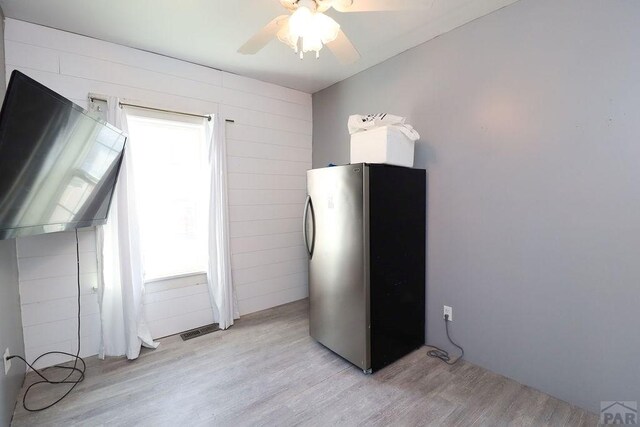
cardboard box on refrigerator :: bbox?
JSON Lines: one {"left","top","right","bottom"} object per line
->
{"left": 350, "top": 125, "right": 415, "bottom": 167}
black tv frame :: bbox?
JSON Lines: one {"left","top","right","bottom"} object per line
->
{"left": 0, "top": 70, "right": 127, "bottom": 240}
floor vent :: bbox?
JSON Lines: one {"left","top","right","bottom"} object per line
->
{"left": 180, "top": 324, "right": 220, "bottom": 341}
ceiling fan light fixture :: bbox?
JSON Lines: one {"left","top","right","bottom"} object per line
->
{"left": 288, "top": 5, "right": 313, "bottom": 40}
{"left": 302, "top": 34, "right": 324, "bottom": 58}
{"left": 284, "top": 3, "right": 341, "bottom": 59}
{"left": 239, "top": 0, "right": 364, "bottom": 64}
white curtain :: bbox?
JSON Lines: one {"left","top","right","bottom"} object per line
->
{"left": 96, "top": 98, "right": 158, "bottom": 359}
{"left": 206, "top": 116, "right": 239, "bottom": 329}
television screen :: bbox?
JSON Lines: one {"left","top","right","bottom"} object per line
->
{"left": 0, "top": 71, "right": 126, "bottom": 240}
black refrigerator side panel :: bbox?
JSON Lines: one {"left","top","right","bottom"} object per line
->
{"left": 368, "top": 165, "right": 426, "bottom": 372}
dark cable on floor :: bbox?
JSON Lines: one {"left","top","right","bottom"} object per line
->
{"left": 426, "top": 314, "right": 464, "bottom": 365}
{"left": 7, "top": 229, "right": 86, "bottom": 412}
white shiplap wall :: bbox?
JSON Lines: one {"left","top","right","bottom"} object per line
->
{"left": 5, "top": 19, "right": 311, "bottom": 366}
{"left": 16, "top": 230, "right": 101, "bottom": 368}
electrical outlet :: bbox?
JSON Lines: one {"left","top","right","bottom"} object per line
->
{"left": 3, "top": 348, "right": 10, "bottom": 375}
{"left": 443, "top": 305, "right": 453, "bottom": 321}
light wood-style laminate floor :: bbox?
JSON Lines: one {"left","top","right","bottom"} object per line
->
{"left": 12, "top": 299, "right": 597, "bottom": 426}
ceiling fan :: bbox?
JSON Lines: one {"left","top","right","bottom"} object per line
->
{"left": 238, "top": 0, "right": 414, "bottom": 64}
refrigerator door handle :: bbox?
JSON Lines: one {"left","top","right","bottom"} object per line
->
{"left": 303, "top": 195, "right": 315, "bottom": 258}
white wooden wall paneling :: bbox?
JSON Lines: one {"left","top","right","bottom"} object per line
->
{"left": 231, "top": 246, "right": 307, "bottom": 270}
{"left": 229, "top": 204, "right": 305, "bottom": 222}
{"left": 6, "top": 19, "right": 311, "bottom": 366}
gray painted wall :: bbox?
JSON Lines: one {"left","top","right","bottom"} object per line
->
{"left": 312, "top": 0, "right": 640, "bottom": 413}
{"left": 0, "top": 7, "right": 25, "bottom": 426}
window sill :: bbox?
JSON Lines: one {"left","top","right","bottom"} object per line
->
{"left": 145, "top": 271, "right": 207, "bottom": 293}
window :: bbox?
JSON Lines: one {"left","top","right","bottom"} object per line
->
{"left": 126, "top": 111, "right": 209, "bottom": 281}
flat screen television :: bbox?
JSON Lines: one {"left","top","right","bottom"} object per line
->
{"left": 0, "top": 70, "right": 126, "bottom": 240}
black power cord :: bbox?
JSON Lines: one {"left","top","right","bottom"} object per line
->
{"left": 7, "top": 229, "right": 86, "bottom": 411}
{"left": 426, "top": 314, "right": 464, "bottom": 365}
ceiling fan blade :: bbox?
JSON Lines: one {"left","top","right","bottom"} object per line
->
{"left": 332, "top": 0, "right": 420, "bottom": 12}
{"left": 238, "top": 15, "right": 290, "bottom": 55}
{"left": 326, "top": 30, "right": 361, "bottom": 64}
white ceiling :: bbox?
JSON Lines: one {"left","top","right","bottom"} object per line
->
{"left": 0, "top": 0, "right": 520, "bottom": 93}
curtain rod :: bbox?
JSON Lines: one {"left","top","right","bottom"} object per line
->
{"left": 118, "top": 101, "right": 212, "bottom": 121}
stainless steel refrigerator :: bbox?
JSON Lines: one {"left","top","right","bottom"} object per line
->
{"left": 304, "top": 163, "right": 426, "bottom": 373}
